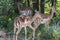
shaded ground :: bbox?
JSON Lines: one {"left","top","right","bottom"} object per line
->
{"left": 0, "top": 36, "right": 55, "bottom": 40}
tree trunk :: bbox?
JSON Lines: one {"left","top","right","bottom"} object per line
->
{"left": 36, "top": 0, "right": 39, "bottom": 11}
{"left": 27, "top": 0, "right": 30, "bottom": 7}
{"left": 33, "top": 0, "right": 37, "bottom": 10}
{"left": 32, "top": 0, "right": 39, "bottom": 10}
{"left": 51, "top": 0, "right": 54, "bottom": 6}
{"left": 40, "top": 0, "right": 45, "bottom": 14}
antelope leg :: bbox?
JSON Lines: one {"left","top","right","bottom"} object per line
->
{"left": 32, "top": 29, "right": 35, "bottom": 40}
{"left": 29, "top": 25, "right": 35, "bottom": 40}
{"left": 24, "top": 27, "right": 27, "bottom": 40}
{"left": 16, "top": 27, "right": 22, "bottom": 40}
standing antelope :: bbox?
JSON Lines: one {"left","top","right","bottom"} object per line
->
{"left": 16, "top": 2, "right": 35, "bottom": 40}
{"left": 34, "top": 6, "right": 56, "bottom": 30}
{"left": 13, "top": 12, "right": 41, "bottom": 40}
{"left": 17, "top": 2, "right": 34, "bottom": 17}
{"left": 40, "top": 6, "right": 56, "bottom": 27}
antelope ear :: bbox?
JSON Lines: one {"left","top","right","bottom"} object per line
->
{"left": 35, "top": 10, "right": 40, "bottom": 13}
{"left": 51, "top": 6, "right": 55, "bottom": 10}
{"left": 35, "top": 10, "right": 39, "bottom": 13}
{"left": 35, "top": 10, "right": 37, "bottom": 12}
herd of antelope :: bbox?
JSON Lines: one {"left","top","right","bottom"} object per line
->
{"left": 13, "top": 2, "right": 56, "bottom": 40}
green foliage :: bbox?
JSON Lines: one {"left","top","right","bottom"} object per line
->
{"left": 0, "top": 0, "right": 60, "bottom": 40}
{"left": 0, "top": 0, "right": 18, "bottom": 32}
{"left": 52, "top": 21, "right": 60, "bottom": 40}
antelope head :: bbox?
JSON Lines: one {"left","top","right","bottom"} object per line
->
{"left": 20, "top": 7, "right": 34, "bottom": 17}
{"left": 51, "top": 6, "right": 56, "bottom": 13}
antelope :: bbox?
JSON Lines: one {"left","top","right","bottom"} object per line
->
{"left": 15, "top": 2, "right": 35, "bottom": 40}
{"left": 34, "top": 6, "right": 56, "bottom": 30}
{"left": 13, "top": 12, "right": 41, "bottom": 40}
{"left": 17, "top": 2, "right": 34, "bottom": 17}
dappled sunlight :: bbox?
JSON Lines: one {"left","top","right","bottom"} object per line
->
{"left": 0, "top": 0, "right": 60, "bottom": 40}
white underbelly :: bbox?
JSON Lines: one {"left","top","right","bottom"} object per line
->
{"left": 22, "top": 22, "right": 29, "bottom": 27}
